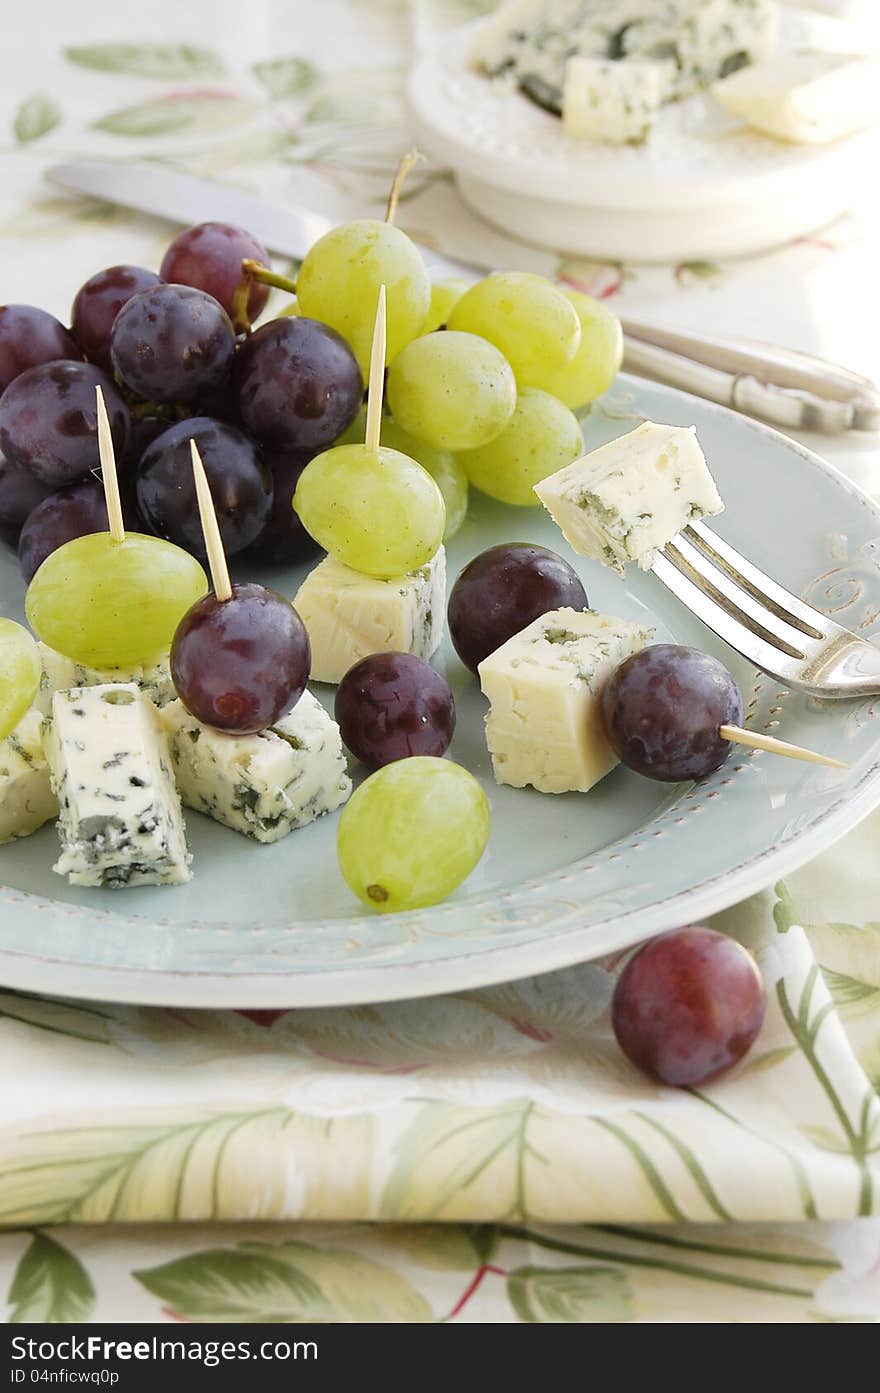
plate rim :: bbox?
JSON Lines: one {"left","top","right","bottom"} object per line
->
{"left": 3, "top": 378, "right": 880, "bottom": 1008}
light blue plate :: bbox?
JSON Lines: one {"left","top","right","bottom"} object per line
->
{"left": 3, "top": 376, "right": 880, "bottom": 1007}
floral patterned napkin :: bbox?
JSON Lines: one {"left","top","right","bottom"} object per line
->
{"left": 0, "top": 0, "right": 878, "bottom": 1323}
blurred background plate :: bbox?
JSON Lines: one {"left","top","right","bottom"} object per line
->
{"left": 2, "top": 376, "right": 880, "bottom": 1008}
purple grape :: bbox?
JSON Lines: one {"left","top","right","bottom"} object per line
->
{"left": 0, "top": 362, "right": 129, "bottom": 488}
{"left": 601, "top": 644, "right": 743, "bottom": 783}
{"left": 17, "top": 478, "right": 112, "bottom": 582}
{"left": 0, "top": 305, "right": 82, "bottom": 395}
{"left": 110, "top": 284, "right": 235, "bottom": 403}
{"left": 122, "top": 414, "right": 174, "bottom": 477}
{"left": 335, "top": 653, "right": 456, "bottom": 769}
{"left": 136, "top": 417, "right": 272, "bottom": 558}
{"left": 248, "top": 448, "right": 322, "bottom": 564}
{"left": 160, "top": 222, "right": 270, "bottom": 322}
{"left": 234, "top": 318, "right": 363, "bottom": 452}
{"left": 171, "top": 581, "right": 310, "bottom": 733}
{"left": 448, "top": 542, "right": 588, "bottom": 673}
{"left": 0, "top": 457, "right": 53, "bottom": 544}
{"left": 612, "top": 927, "right": 766, "bottom": 1086}
{"left": 71, "top": 265, "right": 163, "bottom": 373}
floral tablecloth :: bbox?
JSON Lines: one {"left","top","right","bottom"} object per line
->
{"left": 1, "top": 0, "right": 879, "bottom": 1324}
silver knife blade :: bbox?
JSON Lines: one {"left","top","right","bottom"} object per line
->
{"left": 45, "top": 159, "right": 488, "bottom": 281}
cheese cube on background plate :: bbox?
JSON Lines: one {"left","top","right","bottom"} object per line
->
{"left": 33, "top": 641, "right": 175, "bottom": 717}
{"left": 478, "top": 607, "right": 652, "bottom": 794}
{"left": 294, "top": 547, "right": 446, "bottom": 684}
{"left": 535, "top": 422, "right": 723, "bottom": 575}
{"left": 713, "top": 52, "right": 880, "bottom": 145}
{"left": 161, "top": 690, "right": 351, "bottom": 843}
{"left": 0, "top": 709, "right": 57, "bottom": 845}
{"left": 43, "top": 684, "right": 191, "bottom": 888}
{"left": 563, "top": 58, "right": 668, "bottom": 144}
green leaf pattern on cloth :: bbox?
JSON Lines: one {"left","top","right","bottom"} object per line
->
{"left": 64, "top": 43, "right": 226, "bottom": 79}
{"left": 12, "top": 96, "right": 61, "bottom": 144}
{"left": 7, "top": 1234, "right": 95, "bottom": 1323}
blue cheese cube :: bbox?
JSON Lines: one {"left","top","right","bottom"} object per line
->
{"left": 43, "top": 684, "right": 191, "bottom": 888}
{"left": 479, "top": 608, "right": 652, "bottom": 793}
{"left": 535, "top": 421, "right": 723, "bottom": 575}
{"left": 0, "top": 709, "right": 57, "bottom": 845}
{"left": 33, "top": 642, "right": 175, "bottom": 717}
{"left": 293, "top": 547, "right": 446, "bottom": 684}
{"left": 713, "top": 52, "right": 880, "bottom": 144}
{"left": 161, "top": 690, "right": 351, "bottom": 843}
{"left": 563, "top": 57, "right": 668, "bottom": 144}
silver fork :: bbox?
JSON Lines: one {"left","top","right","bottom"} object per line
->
{"left": 650, "top": 520, "right": 880, "bottom": 698}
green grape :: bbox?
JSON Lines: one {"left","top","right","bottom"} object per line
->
{"left": 546, "top": 290, "right": 624, "bottom": 409}
{"left": 26, "top": 532, "right": 208, "bottom": 668}
{"left": 294, "top": 443, "right": 445, "bottom": 578}
{"left": 295, "top": 220, "right": 430, "bottom": 374}
{"left": 447, "top": 272, "right": 580, "bottom": 390}
{"left": 459, "top": 387, "right": 582, "bottom": 507}
{"left": 337, "top": 756, "right": 490, "bottom": 913}
{"left": 423, "top": 276, "right": 470, "bottom": 334}
{"left": 0, "top": 619, "right": 41, "bottom": 742}
{"left": 386, "top": 331, "right": 516, "bottom": 451}
{"left": 278, "top": 296, "right": 300, "bottom": 317}
{"left": 380, "top": 418, "right": 468, "bottom": 540}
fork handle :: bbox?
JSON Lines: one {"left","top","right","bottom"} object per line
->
{"left": 621, "top": 319, "right": 880, "bottom": 435}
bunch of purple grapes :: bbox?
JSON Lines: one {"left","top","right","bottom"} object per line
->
{"left": 0, "top": 222, "right": 364, "bottom": 580}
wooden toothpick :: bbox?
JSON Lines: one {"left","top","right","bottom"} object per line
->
{"left": 95, "top": 385, "right": 125, "bottom": 544}
{"left": 364, "top": 284, "right": 387, "bottom": 454}
{"left": 720, "top": 724, "right": 847, "bottom": 770}
{"left": 190, "top": 440, "right": 232, "bottom": 602}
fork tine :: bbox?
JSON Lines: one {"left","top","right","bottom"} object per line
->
{"left": 665, "top": 531, "right": 826, "bottom": 657}
{"left": 686, "top": 520, "right": 830, "bottom": 638}
{"left": 650, "top": 549, "right": 810, "bottom": 679}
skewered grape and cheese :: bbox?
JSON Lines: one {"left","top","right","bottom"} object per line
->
{"left": 563, "top": 57, "right": 669, "bottom": 145}
{"left": 43, "top": 683, "right": 191, "bottom": 888}
{"left": 534, "top": 421, "right": 723, "bottom": 575}
{"left": 0, "top": 709, "right": 57, "bottom": 845}
{"left": 161, "top": 690, "right": 351, "bottom": 843}
{"left": 478, "top": 607, "right": 652, "bottom": 794}
{"left": 712, "top": 51, "right": 880, "bottom": 145}
{"left": 294, "top": 547, "right": 446, "bottom": 685}
{"left": 33, "top": 641, "right": 175, "bottom": 717}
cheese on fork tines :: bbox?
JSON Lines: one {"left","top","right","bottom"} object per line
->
{"left": 161, "top": 690, "right": 352, "bottom": 844}
{"left": 43, "top": 683, "right": 191, "bottom": 888}
{"left": 469, "top": 0, "right": 778, "bottom": 111}
{"left": 293, "top": 547, "right": 446, "bottom": 685}
{"left": 33, "top": 642, "right": 175, "bottom": 717}
{"left": 478, "top": 607, "right": 652, "bottom": 794}
{"left": 534, "top": 421, "right": 723, "bottom": 575}
{"left": 0, "top": 709, "right": 58, "bottom": 845}
{"left": 563, "top": 57, "right": 668, "bottom": 144}
{"left": 713, "top": 52, "right": 880, "bottom": 144}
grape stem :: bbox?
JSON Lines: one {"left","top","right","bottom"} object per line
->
{"left": 364, "top": 285, "right": 387, "bottom": 453}
{"left": 385, "top": 147, "right": 424, "bottom": 225}
{"left": 190, "top": 440, "right": 232, "bottom": 602}
{"left": 231, "top": 260, "right": 300, "bottom": 334}
{"left": 241, "top": 259, "right": 298, "bottom": 294}
{"left": 95, "top": 385, "right": 125, "bottom": 543}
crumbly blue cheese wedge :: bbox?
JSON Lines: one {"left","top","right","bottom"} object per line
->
{"left": 161, "top": 690, "right": 351, "bottom": 843}
{"left": 470, "top": 0, "right": 777, "bottom": 112}
{"left": 43, "top": 684, "right": 191, "bottom": 888}
{"left": 33, "top": 641, "right": 175, "bottom": 717}
{"left": 293, "top": 547, "right": 446, "bottom": 684}
{"left": 713, "top": 52, "right": 880, "bottom": 144}
{"left": 563, "top": 56, "right": 669, "bottom": 144}
{"left": 0, "top": 709, "right": 58, "bottom": 845}
{"left": 479, "top": 607, "right": 652, "bottom": 793}
{"left": 534, "top": 421, "right": 723, "bottom": 575}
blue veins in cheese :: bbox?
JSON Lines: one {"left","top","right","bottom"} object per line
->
{"left": 33, "top": 641, "right": 175, "bottom": 717}
{"left": 43, "top": 683, "right": 191, "bottom": 888}
{"left": 534, "top": 421, "right": 723, "bottom": 575}
{"left": 478, "top": 607, "right": 652, "bottom": 794}
{"left": 563, "top": 57, "right": 669, "bottom": 144}
{"left": 712, "top": 51, "right": 880, "bottom": 144}
{"left": 0, "top": 708, "right": 57, "bottom": 845}
{"left": 470, "top": 0, "right": 778, "bottom": 119}
{"left": 293, "top": 547, "right": 446, "bottom": 685}
{"left": 160, "top": 690, "right": 351, "bottom": 844}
